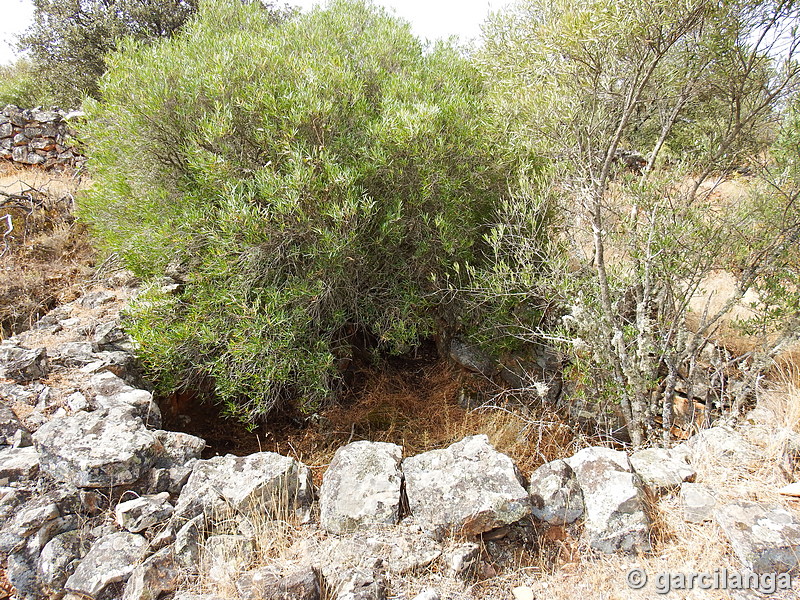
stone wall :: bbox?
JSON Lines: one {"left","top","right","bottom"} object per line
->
{"left": 0, "top": 105, "right": 86, "bottom": 170}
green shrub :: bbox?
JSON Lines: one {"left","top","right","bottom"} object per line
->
{"left": 80, "top": 0, "right": 521, "bottom": 421}
{"left": 0, "top": 60, "right": 48, "bottom": 108}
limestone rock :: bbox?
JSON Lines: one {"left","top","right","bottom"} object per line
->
{"left": 402, "top": 435, "right": 531, "bottom": 539}
{"left": 236, "top": 565, "right": 320, "bottom": 600}
{"left": 320, "top": 441, "right": 402, "bottom": 534}
{"left": 122, "top": 546, "right": 179, "bottom": 600}
{"left": 565, "top": 446, "right": 651, "bottom": 554}
{"left": 715, "top": 502, "right": 800, "bottom": 573}
{"left": 686, "top": 426, "right": 757, "bottom": 462}
{"left": 0, "top": 446, "right": 39, "bottom": 483}
{"left": 680, "top": 483, "right": 717, "bottom": 523}
{"left": 202, "top": 534, "right": 253, "bottom": 583}
{"left": 115, "top": 492, "right": 174, "bottom": 533}
{"left": 0, "top": 405, "right": 30, "bottom": 446}
{"left": 32, "top": 407, "right": 160, "bottom": 488}
{"left": 65, "top": 532, "right": 148, "bottom": 599}
{"left": 313, "top": 525, "right": 441, "bottom": 576}
{"left": 173, "top": 452, "right": 312, "bottom": 522}
{"left": 174, "top": 514, "right": 205, "bottom": 569}
{"left": 90, "top": 372, "right": 161, "bottom": 428}
{"left": 629, "top": 447, "right": 696, "bottom": 493}
{"left": 527, "top": 459, "right": 583, "bottom": 525}
{"left": 0, "top": 345, "right": 49, "bottom": 382}
{"left": 38, "top": 530, "right": 91, "bottom": 598}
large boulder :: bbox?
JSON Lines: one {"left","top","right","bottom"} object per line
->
{"left": 173, "top": 452, "right": 313, "bottom": 522}
{"left": 715, "top": 502, "right": 800, "bottom": 573}
{"left": 527, "top": 459, "right": 583, "bottom": 526}
{"left": 32, "top": 407, "right": 160, "bottom": 488}
{"left": 402, "top": 435, "right": 531, "bottom": 539}
{"left": 65, "top": 532, "right": 148, "bottom": 599}
{"left": 565, "top": 447, "right": 651, "bottom": 554}
{"left": 320, "top": 441, "right": 402, "bottom": 534}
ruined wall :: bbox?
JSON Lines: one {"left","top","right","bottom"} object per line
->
{"left": 0, "top": 105, "right": 86, "bottom": 170}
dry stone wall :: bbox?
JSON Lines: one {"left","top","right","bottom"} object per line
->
{"left": 0, "top": 105, "right": 85, "bottom": 170}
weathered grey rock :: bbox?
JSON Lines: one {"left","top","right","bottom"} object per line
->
{"left": 715, "top": 502, "right": 800, "bottom": 573}
{"left": 0, "top": 345, "right": 49, "bottom": 381}
{"left": 320, "top": 441, "right": 402, "bottom": 534}
{"left": 38, "top": 530, "right": 91, "bottom": 598}
{"left": 174, "top": 514, "right": 205, "bottom": 569}
{"left": 331, "top": 569, "right": 386, "bottom": 600}
{"left": 448, "top": 338, "right": 497, "bottom": 376}
{"left": 90, "top": 372, "right": 161, "bottom": 428}
{"left": 686, "top": 426, "right": 757, "bottom": 462}
{"left": 203, "top": 534, "right": 253, "bottom": 583}
{"left": 93, "top": 321, "right": 128, "bottom": 348}
{"left": 680, "top": 483, "right": 717, "bottom": 523}
{"left": 0, "top": 382, "right": 38, "bottom": 406}
{"left": 33, "top": 407, "right": 160, "bottom": 488}
{"left": 122, "top": 546, "right": 179, "bottom": 600}
{"left": 53, "top": 342, "right": 96, "bottom": 367}
{"left": 0, "top": 122, "right": 12, "bottom": 137}
{"left": 446, "top": 542, "right": 480, "bottom": 577}
{"left": 153, "top": 430, "right": 207, "bottom": 464}
{"left": 411, "top": 589, "right": 440, "bottom": 600}
{"left": 313, "top": 525, "right": 441, "bottom": 576}
{"left": 66, "top": 391, "right": 90, "bottom": 413}
{"left": 402, "top": 435, "right": 530, "bottom": 539}
{"left": 115, "top": 492, "right": 174, "bottom": 533}
{"left": 0, "top": 405, "right": 30, "bottom": 446}
{"left": 237, "top": 565, "right": 320, "bottom": 600}
{"left": 527, "top": 459, "right": 583, "bottom": 525}
{"left": 0, "top": 446, "right": 39, "bottom": 483}
{"left": 65, "top": 532, "right": 148, "bottom": 599}
{"left": 565, "top": 446, "right": 651, "bottom": 554}
{"left": 630, "top": 447, "right": 696, "bottom": 493}
{"left": 173, "top": 452, "right": 312, "bottom": 522}
{"left": 8, "top": 541, "right": 42, "bottom": 600}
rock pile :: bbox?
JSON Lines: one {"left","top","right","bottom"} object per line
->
{"left": 0, "top": 105, "right": 85, "bottom": 170}
{"left": 0, "top": 284, "right": 799, "bottom": 600}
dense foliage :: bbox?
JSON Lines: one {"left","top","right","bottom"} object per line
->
{"left": 0, "top": 60, "right": 42, "bottom": 108}
{"left": 80, "top": 0, "right": 522, "bottom": 420}
{"left": 18, "top": 0, "right": 291, "bottom": 108}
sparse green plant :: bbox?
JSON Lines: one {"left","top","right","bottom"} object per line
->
{"left": 475, "top": 0, "right": 800, "bottom": 445}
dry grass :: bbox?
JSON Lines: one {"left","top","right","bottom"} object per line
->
{"left": 0, "top": 164, "right": 94, "bottom": 337}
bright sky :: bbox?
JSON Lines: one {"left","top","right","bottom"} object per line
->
{"left": 0, "top": 0, "right": 513, "bottom": 65}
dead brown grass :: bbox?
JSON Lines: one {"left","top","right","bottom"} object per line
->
{"left": 0, "top": 164, "right": 94, "bottom": 338}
